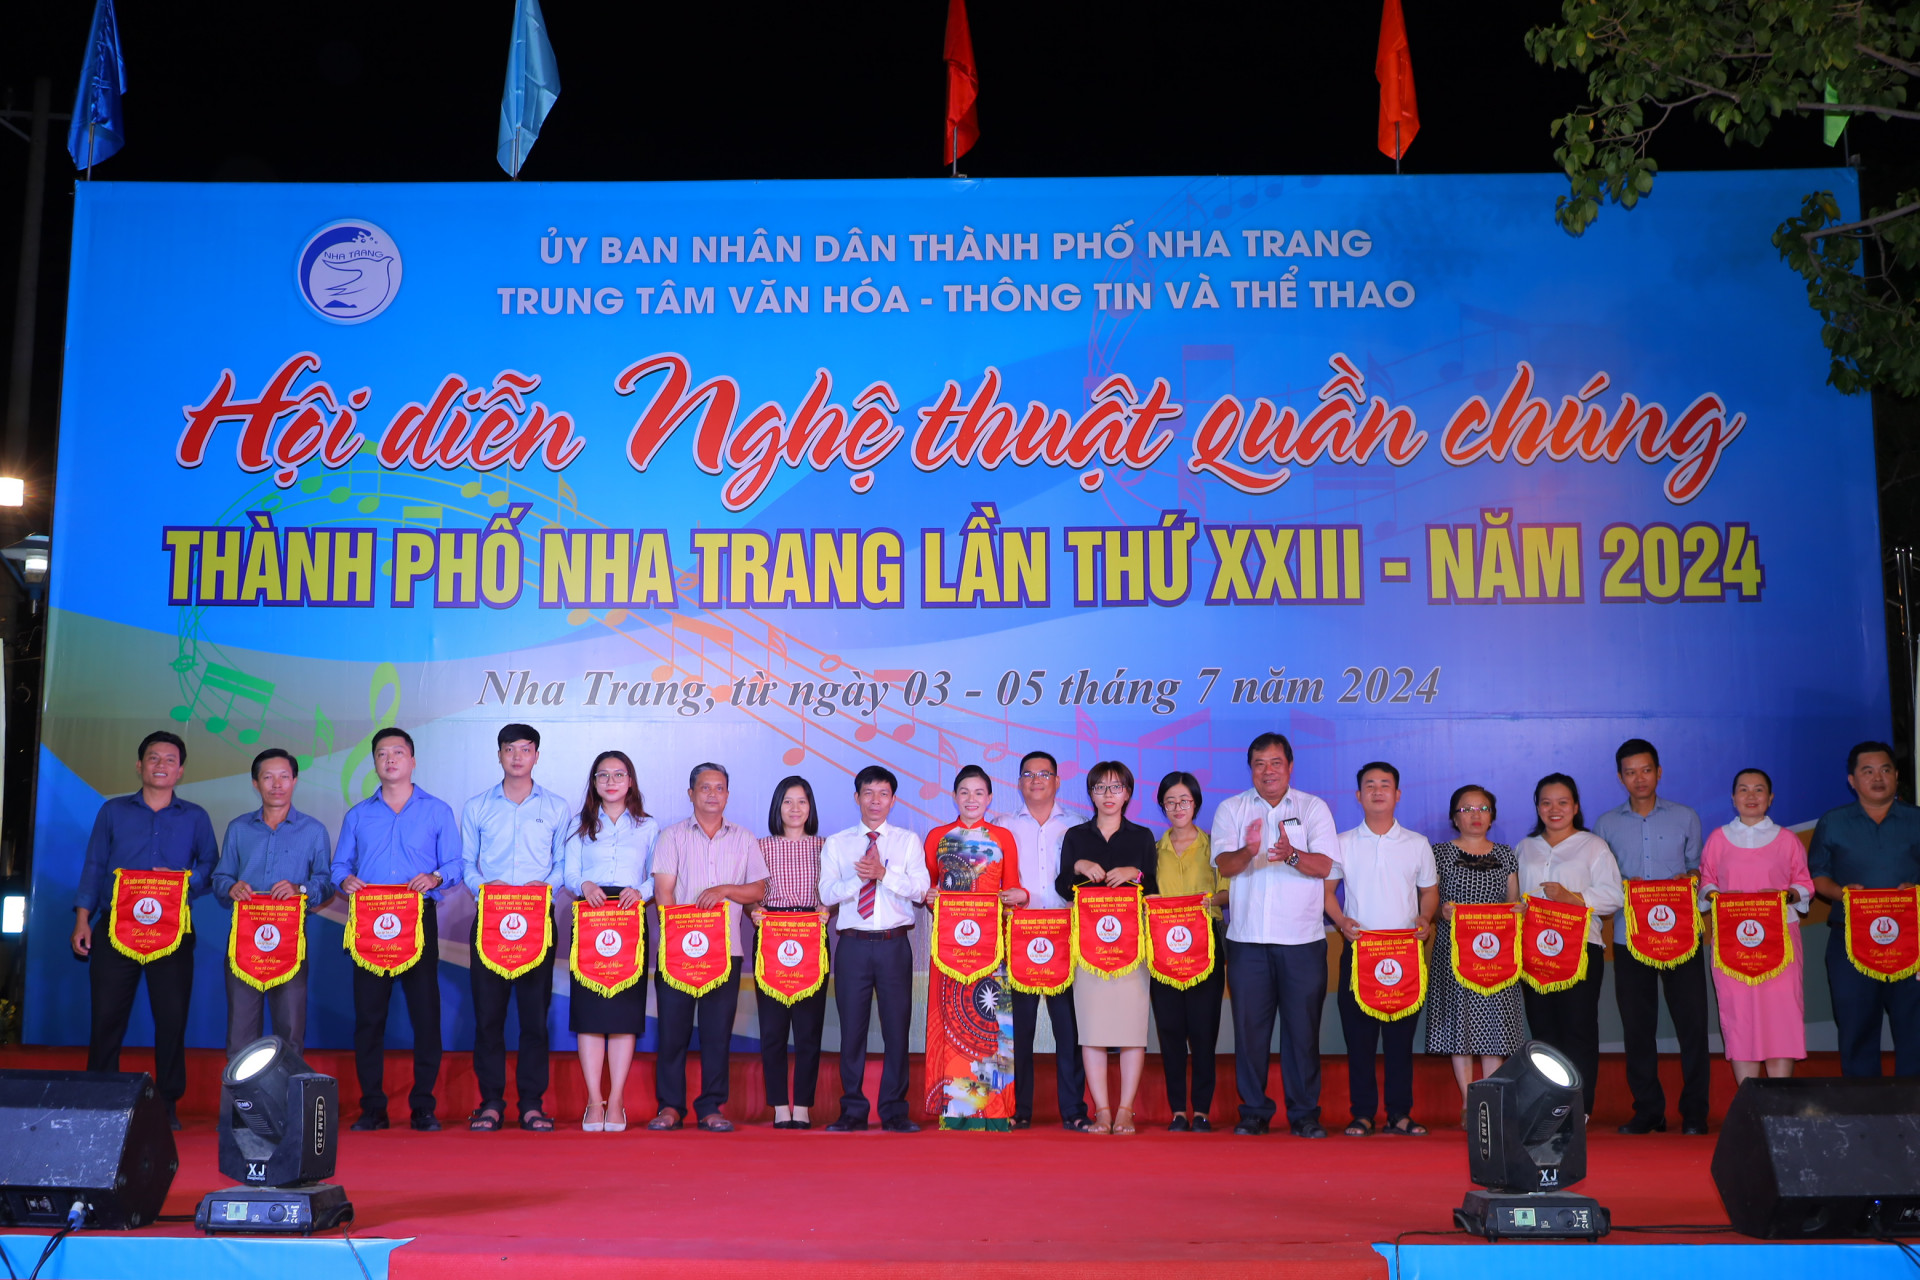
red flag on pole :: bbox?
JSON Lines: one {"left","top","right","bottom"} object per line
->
{"left": 1376, "top": 0, "right": 1419, "bottom": 163}
{"left": 945, "top": 0, "right": 979, "bottom": 168}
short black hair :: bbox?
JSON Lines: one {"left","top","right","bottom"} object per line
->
{"left": 953, "top": 764, "right": 992, "bottom": 794}
{"left": 1156, "top": 770, "right": 1202, "bottom": 813}
{"left": 1356, "top": 760, "right": 1400, "bottom": 788}
{"left": 1848, "top": 740, "right": 1898, "bottom": 773}
{"left": 1615, "top": 738, "right": 1659, "bottom": 770}
{"left": 498, "top": 723, "right": 540, "bottom": 750}
{"left": 250, "top": 748, "right": 299, "bottom": 780}
{"left": 1085, "top": 759, "right": 1134, "bottom": 800}
{"left": 1528, "top": 772, "right": 1587, "bottom": 836}
{"left": 688, "top": 762, "right": 730, "bottom": 790}
{"left": 768, "top": 774, "right": 819, "bottom": 837}
{"left": 855, "top": 764, "right": 898, "bottom": 794}
{"left": 1447, "top": 784, "right": 1496, "bottom": 833}
{"left": 370, "top": 726, "right": 414, "bottom": 757}
{"left": 1246, "top": 732, "right": 1293, "bottom": 765}
{"left": 1731, "top": 767, "right": 1774, "bottom": 794}
{"left": 137, "top": 730, "right": 187, "bottom": 767}
{"left": 1019, "top": 750, "right": 1058, "bottom": 774}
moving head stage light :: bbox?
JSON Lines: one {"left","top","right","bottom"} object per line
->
{"left": 195, "top": 1037, "right": 352, "bottom": 1234}
{"left": 1455, "top": 1040, "right": 1610, "bottom": 1241}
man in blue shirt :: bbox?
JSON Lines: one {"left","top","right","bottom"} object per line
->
{"left": 459, "top": 723, "right": 569, "bottom": 1133}
{"left": 330, "top": 727, "right": 462, "bottom": 1131}
{"left": 69, "top": 731, "right": 218, "bottom": 1128}
{"left": 212, "top": 748, "right": 333, "bottom": 1059}
{"left": 1808, "top": 740, "right": 1920, "bottom": 1077}
{"left": 1591, "top": 738, "right": 1708, "bottom": 1135}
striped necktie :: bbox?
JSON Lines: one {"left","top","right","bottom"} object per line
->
{"left": 858, "top": 830, "right": 879, "bottom": 918}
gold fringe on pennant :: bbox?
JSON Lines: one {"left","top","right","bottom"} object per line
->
{"left": 1070, "top": 885, "right": 1146, "bottom": 980}
{"left": 343, "top": 890, "right": 426, "bottom": 977}
{"left": 1448, "top": 908, "right": 1521, "bottom": 997}
{"left": 1622, "top": 880, "right": 1702, "bottom": 969}
{"left": 1145, "top": 898, "right": 1216, "bottom": 990}
{"left": 108, "top": 868, "right": 194, "bottom": 964}
{"left": 754, "top": 912, "right": 829, "bottom": 1005}
{"left": 1002, "top": 917, "right": 1073, "bottom": 996}
{"left": 930, "top": 893, "right": 1004, "bottom": 984}
{"left": 1519, "top": 901, "right": 1592, "bottom": 994}
{"left": 1843, "top": 886, "right": 1920, "bottom": 982}
{"left": 568, "top": 899, "right": 645, "bottom": 999}
{"left": 1349, "top": 936, "right": 1428, "bottom": 1021}
{"left": 226, "top": 896, "right": 307, "bottom": 993}
{"left": 1713, "top": 893, "right": 1794, "bottom": 987}
{"left": 474, "top": 885, "right": 554, "bottom": 981}
{"left": 657, "top": 908, "right": 734, "bottom": 998}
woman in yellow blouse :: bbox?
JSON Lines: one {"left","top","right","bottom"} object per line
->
{"left": 1151, "top": 771, "right": 1230, "bottom": 1131}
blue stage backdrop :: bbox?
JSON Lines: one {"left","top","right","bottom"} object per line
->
{"left": 25, "top": 172, "right": 1884, "bottom": 1053}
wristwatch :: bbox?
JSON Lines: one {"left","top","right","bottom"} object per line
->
{"left": 1285, "top": 850, "right": 1300, "bottom": 868}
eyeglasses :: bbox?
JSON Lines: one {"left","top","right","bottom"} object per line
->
{"left": 594, "top": 771, "right": 630, "bottom": 783}
{"left": 1453, "top": 804, "right": 1490, "bottom": 814}
{"left": 1162, "top": 797, "right": 1195, "bottom": 809}
{"left": 1090, "top": 783, "right": 1128, "bottom": 797}
{"left": 1020, "top": 770, "right": 1055, "bottom": 781}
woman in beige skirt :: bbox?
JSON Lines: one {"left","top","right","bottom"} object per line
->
{"left": 1054, "top": 760, "right": 1159, "bottom": 1134}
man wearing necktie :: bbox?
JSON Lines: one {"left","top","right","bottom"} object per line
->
{"left": 820, "top": 764, "right": 930, "bottom": 1132}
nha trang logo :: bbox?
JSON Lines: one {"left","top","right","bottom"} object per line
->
{"left": 297, "top": 220, "right": 402, "bottom": 323}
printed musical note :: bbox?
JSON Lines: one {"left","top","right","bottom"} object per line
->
{"left": 299, "top": 704, "right": 336, "bottom": 771}
{"left": 199, "top": 663, "right": 276, "bottom": 744}
{"left": 556, "top": 476, "right": 580, "bottom": 521}
{"left": 400, "top": 504, "right": 444, "bottom": 528}
{"left": 781, "top": 723, "right": 808, "bottom": 766}
{"left": 341, "top": 662, "right": 402, "bottom": 804}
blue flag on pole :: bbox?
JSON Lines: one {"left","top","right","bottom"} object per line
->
{"left": 498, "top": 0, "right": 561, "bottom": 177}
{"left": 67, "top": 0, "right": 127, "bottom": 171}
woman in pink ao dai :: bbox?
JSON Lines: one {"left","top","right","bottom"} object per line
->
{"left": 1699, "top": 768, "right": 1814, "bottom": 1082}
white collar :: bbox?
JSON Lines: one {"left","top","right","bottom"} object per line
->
{"left": 1721, "top": 816, "right": 1779, "bottom": 849}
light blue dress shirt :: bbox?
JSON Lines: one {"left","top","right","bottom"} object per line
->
{"left": 1592, "top": 796, "right": 1702, "bottom": 944}
{"left": 558, "top": 809, "right": 660, "bottom": 899}
{"left": 460, "top": 779, "right": 572, "bottom": 894}
{"left": 329, "top": 785, "right": 463, "bottom": 899}
{"left": 213, "top": 806, "right": 334, "bottom": 906}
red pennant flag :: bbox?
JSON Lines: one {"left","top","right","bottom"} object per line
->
{"left": 1376, "top": 0, "right": 1419, "bottom": 161}
{"left": 944, "top": 0, "right": 980, "bottom": 166}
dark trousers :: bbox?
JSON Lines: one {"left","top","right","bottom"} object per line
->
{"left": 1011, "top": 987, "right": 1089, "bottom": 1124}
{"left": 351, "top": 901, "right": 441, "bottom": 1118}
{"left": 469, "top": 925, "right": 556, "bottom": 1116}
{"left": 225, "top": 963, "right": 308, "bottom": 1059}
{"left": 1521, "top": 943, "right": 1606, "bottom": 1116}
{"left": 88, "top": 925, "right": 195, "bottom": 1104}
{"left": 1227, "top": 937, "right": 1327, "bottom": 1128}
{"left": 1148, "top": 923, "right": 1225, "bottom": 1114}
{"left": 1827, "top": 927, "right": 1920, "bottom": 1077}
{"left": 1614, "top": 945, "right": 1710, "bottom": 1123}
{"left": 654, "top": 968, "right": 741, "bottom": 1118}
{"left": 1336, "top": 944, "right": 1418, "bottom": 1123}
{"left": 756, "top": 985, "right": 828, "bottom": 1107}
{"left": 833, "top": 930, "right": 912, "bottom": 1124}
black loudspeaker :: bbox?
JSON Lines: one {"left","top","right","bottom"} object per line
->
{"left": 0, "top": 1069, "right": 179, "bottom": 1229}
{"left": 1712, "top": 1076, "right": 1920, "bottom": 1238}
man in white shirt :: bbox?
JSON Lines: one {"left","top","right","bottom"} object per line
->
{"left": 460, "top": 724, "right": 572, "bottom": 1132}
{"left": 1325, "top": 762, "right": 1437, "bottom": 1137}
{"left": 991, "top": 750, "right": 1092, "bottom": 1131}
{"left": 820, "top": 764, "right": 929, "bottom": 1132}
{"left": 1211, "top": 732, "right": 1339, "bottom": 1137}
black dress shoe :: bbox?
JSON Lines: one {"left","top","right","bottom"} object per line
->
{"left": 1289, "top": 1121, "right": 1329, "bottom": 1139}
{"left": 1191, "top": 1114, "right": 1212, "bottom": 1132}
{"left": 410, "top": 1113, "right": 442, "bottom": 1132}
{"left": 351, "top": 1112, "right": 390, "bottom": 1131}
{"left": 1061, "top": 1116, "right": 1093, "bottom": 1132}
{"left": 824, "top": 1116, "right": 868, "bottom": 1132}
{"left": 167, "top": 1103, "right": 182, "bottom": 1131}
{"left": 1681, "top": 1121, "right": 1709, "bottom": 1136}
{"left": 1618, "top": 1114, "right": 1667, "bottom": 1134}
{"left": 1167, "top": 1114, "right": 1191, "bottom": 1132}
{"left": 1012, "top": 1117, "right": 1031, "bottom": 1130}
{"left": 1233, "top": 1117, "right": 1270, "bottom": 1136}
{"left": 881, "top": 1117, "right": 921, "bottom": 1133}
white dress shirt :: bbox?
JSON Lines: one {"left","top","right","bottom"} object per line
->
{"left": 557, "top": 809, "right": 659, "bottom": 900}
{"left": 991, "top": 802, "right": 1086, "bottom": 910}
{"left": 1330, "top": 820, "right": 1438, "bottom": 930}
{"left": 1514, "top": 829, "right": 1625, "bottom": 946}
{"left": 819, "top": 819, "right": 929, "bottom": 931}
{"left": 460, "top": 780, "right": 573, "bottom": 894}
{"left": 1210, "top": 785, "right": 1340, "bottom": 945}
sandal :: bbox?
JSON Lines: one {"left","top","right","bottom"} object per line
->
{"left": 1344, "top": 1117, "right": 1375, "bottom": 1137}
{"left": 604, "top": 1105, "right": 628, "bottom": 1133}
{"left": 1112, "top": 1106, "right": 1136, "bottom": 1135}
{"left": 1087, "top": 1107, "right": 1113, "bottom": 1135}
{"left": 1385, "top": 1116, "right": 1428, "bottom": 1136}
{"left": 698, "top": 1113, "right": 735, "bottom": 1133}
{"left": 468, "top": 1105, "right": 504, "bottom": 1132}
{"left": 519, "top": 1108, "right": 555, "bottom": 1132}
{"left": 648, "top": 1107, "right": 684, "bottom": 1131}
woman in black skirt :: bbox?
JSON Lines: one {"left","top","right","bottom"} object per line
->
{"left": 559, "top": 749, "right": 658, "bottom": 1133}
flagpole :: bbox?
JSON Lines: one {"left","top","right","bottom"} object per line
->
{"left": 951, "top": 124, "right": 957, "bottom": 178}
{"left": 1395, "top": 122, "right": 1401, "bottom": 176}
{"left": 86, "top": 121, "right": 94, "bottom": 180}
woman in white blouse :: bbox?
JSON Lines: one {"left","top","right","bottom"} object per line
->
{"left": 1512, "top": 772, "right": 1623, "bottom": 1120}
{"left": 558, "top": 750, "right": 659, "bottom": 1133}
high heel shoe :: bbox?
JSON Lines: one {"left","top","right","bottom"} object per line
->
{"left": 604, "top": 1104, "right": 628, "bottom": 1133}
{"left": 582, "top": 1101, "right": 606, "bottom": 1133}
{"left": 1113, "top": 1106, "right": 1136, "bottom": 1135}
{"left": 1087, "top": 1107, "right": 1113, "bottom": 1135}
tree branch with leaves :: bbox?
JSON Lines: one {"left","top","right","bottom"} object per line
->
{"left": 1527, "top": 0, "right": 1920, "bottom": 396}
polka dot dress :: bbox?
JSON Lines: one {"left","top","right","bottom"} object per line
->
{"left": 1424, "top": 841, "right": 1526, "bottom": 1056}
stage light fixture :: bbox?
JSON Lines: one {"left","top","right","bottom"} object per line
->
{"left": 194, "top": 1036, "right": 352, "bottom": 1234}
{"left": 1454, "top": 1039, "right": 1611, "bottom": 1241}
{"left": 0, "top": 479, "right": 23, "bottom": 507}
{"left": 1, "top": 894, "right": 23, "bottom": 934}
{"left": 1, "top": 533, "right": 48, "bottom": 582}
